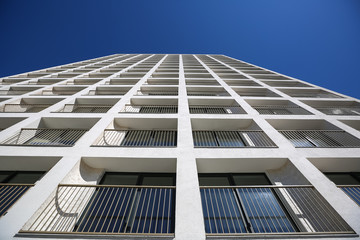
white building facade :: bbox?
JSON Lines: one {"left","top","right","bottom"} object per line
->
{"left": 0, "top": 54, "right": 359, "bottom": 240}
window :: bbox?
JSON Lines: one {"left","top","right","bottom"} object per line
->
{"left": 0, "top": 171, "right": 45, "bottom": 217}
{"left": 325, "top": 172, "right": 360, "bottom": 206}
{"left": 199, "top": 173, "right": 297, "bottom": 234}
{"left": 74, "top": 173, "right": 176, "bottom": 234}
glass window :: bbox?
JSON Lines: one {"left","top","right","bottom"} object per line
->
{"left": 325, "top": 173, "right": 360, "bottom": 185}
{"left": 232, "top": 173, "right": 270, "bottom": 186}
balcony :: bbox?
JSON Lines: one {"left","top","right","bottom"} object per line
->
{"left": 33, "top": 87, "right": 85, "bottom": 96}
{"left": 189, "top": 105, "right": 244, "bottom": 114}
{"left": 279, "top": 130, "right": 360, "bottom": 148}
{"left": 0, "top": 184, "right": 33, "bottom": 217}
{"left": 0, "top": 78, "right": 29, "bottom": 85}
{"left": 135, "top": 86, "right": 178, "bottom": 96}
{"left": 0, "top": 128, "right": 88, "bottom": 146}
{"left": 104, "top": 78, "right": 140, "bottom": 85}
{"left": 121, "top": 105, "right": 178, "bottom": 114}
{"left": 26, "top": 78, "right": 65, "bottom": 85}
{"left": 0, "top": 87, "right": 40, "bottom": 96}
{"left": 187, "top": 87, "right": 230, "bottom": 96}
{"left": 19, "top": 184, "right": 175, "bottom": 236}
{"left": 94, "top": 129, "right": 177, "bottom": 147}
{"left": 193, "top": 130, "right": 276, "bottom": 148}
{"left": 233, "top": 87, "right": 280, "bottom": 97}
{"left": 0, "top": 171, "right": 45, "bottom": 218}
{"left": 200, "top": 185, "right": 353, "bottom": 235}
{"left": 302, "top": 100, "right": 360, "bottom": 115}
{"left": 57, "top": 104, "right": 113, "bottom": 113}
{"left": 86, "top": 87, "right": 130, "bottom": 96}
{"left": 0, "top": 104, "right": 52, "bottom": 113}
{"left": 280, "top": 88, "right": 342, "bottom": 98}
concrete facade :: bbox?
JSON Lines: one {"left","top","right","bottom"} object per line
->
{"left": 0, "top": 54, "right": 359, "bottom": 240}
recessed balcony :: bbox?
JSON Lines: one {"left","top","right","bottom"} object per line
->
{"left": 121, "top": 98, "right": 178, "bottom": 114}
{"left": 0, "top": 118, "right": 99, "bottom": 147}
{"left": 0, "top": 98, "right": 63, "bottom": 113}
{"left": 246, "top": 99, "right": 312, "bottom": 115}
{"left": 187, "top": 87, "right": 230, "bottom": 96}
{"left": 233, "top": 87, "right": 280, "bottom": 97}
{"left": 279, "top": 88, "right": 342, "bottom": 98}
{"left": 93, "top": 118, "right": 177, "bottom": 147}
{"left": 86, "top": 87, "right": 131, "bottom": 96}
{"left": 0, "top": 87, "right": 41, "bottom": 96}
{"left": 189, "top": 99, "right": 245, "bottom": 114}
{"left": 135, "top": 86, "right": 178, "bottom": 96}
{"left": 302, "top": 100, "right": 360, "bottom": 115}
{"left": 56, "top": 98, "right": 119, "bottom": 113}
{"left": 191, "top": 119, "right": 276, "bottom": 148}
{"left": 268, "top": 119, "right": 360, "bottom": 148}
{"left": 33, "top": 87, "right": 85, "bottom": 96}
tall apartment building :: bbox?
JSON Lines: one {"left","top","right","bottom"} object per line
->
{"left": 0, "top": 54, "right": 359, "bottom": 240}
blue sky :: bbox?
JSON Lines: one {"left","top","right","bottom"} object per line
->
{"left": 1, "top": 0, "right": 359, "bottom": 98}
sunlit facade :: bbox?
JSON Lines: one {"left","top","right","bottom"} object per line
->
{"left": 0, "top": 54, "right": 359, "bottom": 240}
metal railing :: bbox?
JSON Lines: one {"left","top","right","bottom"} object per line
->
{"left": 189, "top": 105, "right": 245, "bottom": 114}
{"left": 35, "top": 90, "right": 79, "bottom": 96}
{"left": 135, "top": 91, "right": 178, "bottom": 96}
{"left": 0, "top": 90, "right": 32, "bottom": 95}
{"left": 20, "top": 184, "right": 175, "bottom": 235}
{"left": 0, "top": 128, "right": 88, "bottom": 146}
{"left": 288, "top": 93, "right": 341, "bottom": 98}
{"left": 121, "top": 105, "right": 178, "bottom": 114}
{"left": 315, "top": 107, "right": 360, "bottom": 116}
{"left": 193, "top": 131, "right": 276, "bottom": 148}
{"left": 200, "top": 186, "right": 354, "bottom": 235}
{"left": 94, "top": 130, "right": 177, "bottom": 147}
{"left": 187, "top": 92, "right": 230, "bottom": 96}
{"left": 57, "top": 104, "right": 112, "bottom": 113}
{"left": 0, "top": 184, "right": 33, "bottom": 217}
{"left": 253, "top": 105, "right": 311, "bottom": 115}
{"left": 0, "top": 104, "right": 51, "bottom": 113}
{"left": 87, "top": 90, "right": 128, "bottom": 96}
{"left": 279, "top": 130, "right": 360, "bottom": 148}
{"left": 338, "top": 185, "right": 360, "bottom": 206}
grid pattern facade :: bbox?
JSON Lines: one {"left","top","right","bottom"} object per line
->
{"left": 0, "top": 54, "right": 359, "bottom": 240}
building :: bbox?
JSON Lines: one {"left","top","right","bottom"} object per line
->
{"left": 0, "top": 54, "right": 359, "bottom": 240}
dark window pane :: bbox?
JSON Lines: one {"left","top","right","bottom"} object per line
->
{"left": 199, "top": 176, "right": 231, "bottom": 186}
{"left": 0, "top": 171, "right": 13, "bottom": 183}
{"left": 232, "top": 174, "right": 270, "bottom": 186}
{"left": 325, "top": 173, "right": 360, "bottom": 185}
{"left": 142, "top": 176, "right": 174, "bottom": 186}
{"left": 100, "top": 173, "right": 138, "bottom": 185}
{"left": 7, "top": 172, "right": 44, "bottom": 184}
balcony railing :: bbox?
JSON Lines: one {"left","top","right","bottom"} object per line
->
{"left": 193, "top": 131, "right": 276, "bottom": 148}
{"left": 315, "top": 107, "right": 360, "bottom": 116}
{"left": 0, "top": 128, "right": 88, "bottom": 146}
{"left": 20, "top": 184, "right": 175, "bottom": 235}
{"left": 200, "top": 186, "right": 354, "bottom": 235}
{"left": 338, "top": 185, "right": 360, "bottom": 206}
{"left": 189, "top": 105, "right": 245, "bottom": 114}
{"left": 253, "top": 105, "right": 311, "bottom": 115}
{"left": 0, "top": 90, "right": 32, "bottom": 95}
{"left": 35, "top": 90, "right": 80, "bottom": 96}
{"left": 288, "top": 93, "right": 341, "bottom": 98}
{"left": 57, "top": 104, "right": 113, "bottom": 113}
{"left": 94, "top": 130, "right": 177, "bottom": 147}
{"left": 121, "top": 105, "right": 178, "bottom": 114}
{"left": 0, "top": 104, "right": 51, "bottom": 113}
{"left": 0, "top": 184, "right": 33, "bottom": 217}
{"left": 279, "top": 130, "right": 360, "bottom": 148}
{"left": 135, "top": 91, "right": 178, "bottom": 96}
{"left": 87, "top": 90, "right": 128, "bottom": 96}
{"left": 187, "top": 92, "right": 230, "bottom": 96}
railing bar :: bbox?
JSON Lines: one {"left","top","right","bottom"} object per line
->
{"left": 81, "top": 187, "right": 108, "bottom": 233}
{"left": 302, "top": 188, "right": 334, "bottom": 232}
{"left": 148, "top": 188, "right": 157, "bottom": 233}
{"left": 256, "top": 188, "right": 275, "bottom": 232}
{"left": 241, "top": 188, "right": 261, "bottom": 232}
{"left": 213, "top": 188, "right": 225, "bottom": 233}
{"left": 99, "top": 187, "right": 117, "bottom": 232}
{"left": 202, "top": 189, "right": 213, "bottom": 233}
{"left": 142, "top": 188, "right": 153, "bottom": 233}
{"left": 291, "top": 188, "right": 322, "bottom": 232}
{"left": 113, "top": 188, "right": 130, "bottom": 233}
{"left": 218, "top": 188, "right": 231, "bottom": 232}
{"left": 267, "top": 188, "right": 293, "bottom": 232}
{"left": 308, "top": 188, "right": 347, "bottom": 231}
{"left": 61, "top": 186, "right": 89, "bottom": 231}
{"left": 249, "top": 188, "right": 269, "bottom": 232}
{"left": 0, "top": 186, "right": 27, "bottom": 214}
{"left": 227, "top": 188, "right": 245, "bottom": 233}
{"left": 121, "top": 188, "right": 137, "bottom": 233}
{"left": 43, "top": 186, "right": 74, "bottom": 232}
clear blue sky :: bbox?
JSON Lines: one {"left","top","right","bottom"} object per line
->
{"left": 1, "top": 0, "right": 359, "bottom": 98}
